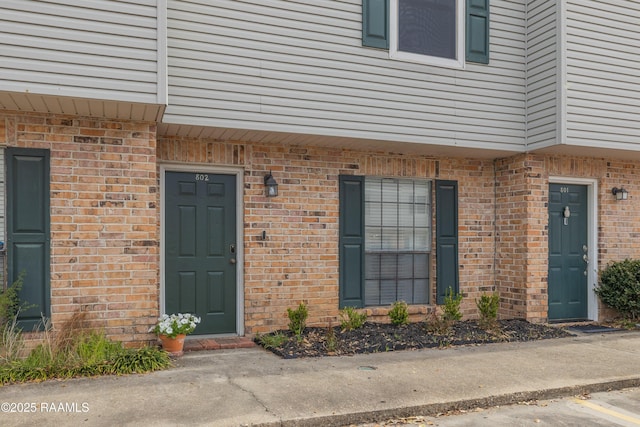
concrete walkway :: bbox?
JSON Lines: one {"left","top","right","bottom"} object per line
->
{"left": 1, "top": 330, "right": 640, "bottom": 426}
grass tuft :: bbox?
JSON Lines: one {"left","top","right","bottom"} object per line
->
{"left": 0, "top": 311, "right": 171, "bottom": 385}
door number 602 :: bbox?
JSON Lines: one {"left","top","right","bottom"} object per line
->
{"left": 195, "top": 174, "right": 209, "bottom": 181}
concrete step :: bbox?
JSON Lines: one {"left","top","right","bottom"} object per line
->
{"left": 183, "top": 336, "right": 256, "bottom": 352}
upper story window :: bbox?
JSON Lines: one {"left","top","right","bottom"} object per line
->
{"left": 362, "top": 0, "right": 490, "bottom": 67}
{"left": 390, "top": 0, "right": 464, "bottom": 68}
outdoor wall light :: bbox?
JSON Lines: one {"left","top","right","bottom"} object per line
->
{"left": 612, "top": 187, "right": 628, "bottom": 201}
{"left": 264, "top": 172, "right": 278, "bottom": 197}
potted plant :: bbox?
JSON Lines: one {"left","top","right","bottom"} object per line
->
{"left": 149, "top": 313, "right": 201, "bottom": 356}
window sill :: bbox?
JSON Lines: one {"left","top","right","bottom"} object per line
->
{"left": 389, "top": 51, "right": 465, "bottom": 70}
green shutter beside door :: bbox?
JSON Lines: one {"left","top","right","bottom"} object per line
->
{"left": 362, "top": 0, "right": 389, "bottom": 49}
{"left": 339, "top": 175, "right": 365, "bottom": 308}
{"left": 466, "top": 0, "right": 490, "bottom": 64}
{"left": 6, "top": 148, "right": 50, "bottom": 330}
{"left": 436, "top": 180, "right": 459, "bottom": 304}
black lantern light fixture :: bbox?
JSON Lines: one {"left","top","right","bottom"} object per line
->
{"left": 612, "top": 187, "right": 628, "bottom": 201}
{"left": 264, "top": 171, "right": 278, "bottom": 197}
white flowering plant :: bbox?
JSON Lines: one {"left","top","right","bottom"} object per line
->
{"left": 149, "top": 313, "right": 201, "bottom": 339}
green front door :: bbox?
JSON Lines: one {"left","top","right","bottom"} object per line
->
{"left": 548, "top": 184, "right": 588, "bottom": 321}
{"left": 165, "top": 172, "right": 237, "bottom": 335}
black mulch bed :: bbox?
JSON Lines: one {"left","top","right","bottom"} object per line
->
{"left": 256, "top": 319, "right": 574, "bottom": 359}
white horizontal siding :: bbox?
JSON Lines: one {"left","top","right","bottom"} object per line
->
{"left": 0, "top": 0, "right": 161, "bottom": 105}
{"left": 565, "top": 0, "right": 640, "bottom": 149}
{"left": 164, "top": 0, "right": 527, "bottom": 152}
{"left": 525, "top": 0, "right": 558, "bottom": 148}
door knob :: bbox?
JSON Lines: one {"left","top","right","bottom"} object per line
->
{"left": 230, "top": 258, "right": 236, "bottom": 264}
{"left": 583, "top": 254, "right": 589, "bottom": 263}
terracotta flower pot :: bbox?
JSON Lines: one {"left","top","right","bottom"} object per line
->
{"left": 159, "top": 333, "right": 186, "bottom": 356}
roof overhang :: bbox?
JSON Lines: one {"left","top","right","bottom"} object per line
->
{"left": 157, "top": 123, "right": 522, "bottom": 160}
{"left": 530, "top": 143, "right": 640, "bottom": 161}
{"left": 0, "top": 91, "right": 165, "bottom": 122}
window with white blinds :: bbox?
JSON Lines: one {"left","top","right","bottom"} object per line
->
{"left": 364, "top": 177, "right": 431, "bottom": 305}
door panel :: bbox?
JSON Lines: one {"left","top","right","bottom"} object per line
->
{"left": 207, "top": 271, "right": 224, "bottom": 313}
{"left": 165, "top": 172, "right": 237, "bottom": 334}
{"left": 548, "top": 184, "right": 588, "bottom": 321}
{"left": 207, "top": 207, "right": 225, "bottom": 255}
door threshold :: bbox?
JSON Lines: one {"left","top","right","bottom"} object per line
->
{"left": 184, "top": 336, "right": 255, "bottom": 352}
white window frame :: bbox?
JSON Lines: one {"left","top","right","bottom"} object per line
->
{"left": 364, "top": 177, "right": 432, "bottom": 306}
{"left": 389, "top": 0, "right": 465, "bottom": 69}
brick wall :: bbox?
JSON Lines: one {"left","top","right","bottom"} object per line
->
{"left": 545, "top": 155, "right": 640, "bottom": 320}
{"left": 3, "top": 112, "right": 639, "bottom": 342}
{"left": 495, "top": 154, "right": 603, "bottom": 322}
{"left": 1, "top": 111, "right": 158, "bottom": 345}
{"left": 597, "top": 160, "right": 640, "bottom": 262}
{"left": 159, "top": 137, "right": 498, "bottom": 333}
{"left": 495, "top": 154, "right": 529, "bottom": 319}
{"left": 440, "top": 158, "right": 497, "bottom": 314}
{"left": 496, "top": 153, "right": 640, "bottom": 322}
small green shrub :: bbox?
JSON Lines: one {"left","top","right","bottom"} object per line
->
{"left": 388, "top": 301, "right": 409, "bottom": 326}
{"left": 596, "top": 259, "right": 640, "bottom": 320}
{"left": 476, "top": 292, "right": 500, "bottom": 330}
{"left": 287, "top": 302, "right": 308, "bottom": 337}
{"left": 257, "top": 332, "right": 288, "bottom": 349}
{"left": 0, "top": 272, "right": 26, "bottom": 325}
{"left": 442, "top": 288, "right": 463, "bottom": 322}
{"left": 339, "top": 306, "right": 367, "bottom": 331}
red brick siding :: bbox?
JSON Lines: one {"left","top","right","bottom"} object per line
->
{"left": 1, "top": 111, "right": 159, "bottom": 345}
{"left": 158, "top": 138, "right": 498, "bottom": 333}
{"left": 495, "top": 155, "right": 529, "bottom": 319}
{"left": 546, "top": 155, "right": 640, "bottom": 320}
{"left": 496, "top": 153, "right": 640, "bottom": 322}
{"left": 3, "top": 110, "right": 639, "bottom": 342}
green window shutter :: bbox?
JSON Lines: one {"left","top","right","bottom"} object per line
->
{"left": 362, "top": 0, "right": 389, "bottom": 49}
{"left": 435, "top": 180, "right": 459, "bottom": 305}
{"left": 6, "top": 148, "right": 50, "bottom": 330}
{"left": 466, "top": 0, "right": 490, "bottom": 64}
{"left": 339, "top": 175, "right": 365, "bottom": 308}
